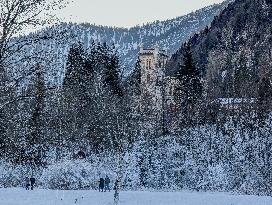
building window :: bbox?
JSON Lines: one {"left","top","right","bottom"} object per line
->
{"left": 147, "top": 74, "right": 151, "bottom": 83}
{"left": 146, "top": 59, "right": 149, "bottom": 69}
{"left": 149, "top": 59, "right": 152, "bottom": 69}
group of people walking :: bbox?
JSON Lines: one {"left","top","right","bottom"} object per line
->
{"left": 25, "top": 177, "right": 36, "bottom": 190}
{"left": 99, "top": 175, "right": 110, "bottom": 192}
{"left": 24, "top": 175, "right": 110, "bottom": 191}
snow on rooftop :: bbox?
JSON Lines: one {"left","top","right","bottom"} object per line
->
{"left": 218, "top": 98, "right": 256, "bottom": 105}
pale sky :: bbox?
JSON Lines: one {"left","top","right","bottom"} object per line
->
{"left": 57, "top": 0, "right": 225, "bottom": 28}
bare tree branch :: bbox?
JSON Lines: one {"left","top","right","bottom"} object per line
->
{"left": 0, "top": 95, "right": 35, "bottom": 111}
{"left": 0, "top": 0, "right": 68, "bottom": 65}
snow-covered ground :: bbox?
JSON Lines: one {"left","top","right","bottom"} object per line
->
{"left": 0, "top": 189, "right": 271, "bottom": 205}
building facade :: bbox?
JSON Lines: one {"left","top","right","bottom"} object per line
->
{"left": 138, "top": 45, "right": 179, "bottom": 134}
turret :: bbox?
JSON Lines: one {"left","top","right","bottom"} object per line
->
{"left": 138, "top": 44, "right": 168, "bottom": 89}
{"left": 138, "top": 44, "right": 169, "bottom": 135}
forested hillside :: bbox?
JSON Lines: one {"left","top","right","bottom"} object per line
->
{"left": 159, "top": 0, "right": 272, "bottom": 194}
{"left": 8, "top": 0, "right": 231, "bottom": 86}
{"left": 167, "top": 0, "right": 272, "bottom": 100}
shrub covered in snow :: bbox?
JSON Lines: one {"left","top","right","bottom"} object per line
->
{"left": 0, "top": 119, "right": 271, "bottom": 195}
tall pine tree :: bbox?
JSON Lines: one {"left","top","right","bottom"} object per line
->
{"left": 63, "top": 43, "right": 86, "bottom": 87}
{"left": 104, "top": 44, "right": 123, "bottom": 96}
{"left": 175, "top": 42, "right": 203, "bottom": 124}
{"left": 26, "top": 65, "right": 47, "bottom": 167}
{"left": 257, "top": 76, "right": 272, "bottom": 121}
{"left": 128, "top": 56, "right": 141, "bottom": 96}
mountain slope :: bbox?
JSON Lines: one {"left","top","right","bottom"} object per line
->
{"left": 14, "top": 1, "right": 232, "bottom": 85}
{"left": 167, "top": 0, "right": 272, "bottom": 98}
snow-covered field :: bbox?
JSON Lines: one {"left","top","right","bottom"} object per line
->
{"left": 0, "top": 189, "right": 271, "bottom": 205}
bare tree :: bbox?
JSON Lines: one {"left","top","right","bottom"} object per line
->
{"left": 113, "top": 111, "right": 131, "bottom": 205}
{"left": 0, "top": 0, "right": 68, "bottom": 164}
{"left": 0, "top": 0, "right": 68, "bottom": 65}
{"left": 0, "top": 0, "right": 68, "bottom": 113}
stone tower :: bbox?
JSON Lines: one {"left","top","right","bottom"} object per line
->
{"left": 139, "top": 44, "right": 168, "bottom": 134}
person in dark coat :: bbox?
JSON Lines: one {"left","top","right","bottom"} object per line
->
{"left": 99, "top": 178, "right": 105, "bottom": 192}
{"left": 25, "top": 177, "right": 30, "bottom": 190}
{"left": 30, "top": 177, "right": 36, "bottom": 190}
{"left": 104, "top": 176, "right": 110, "bottom": 192}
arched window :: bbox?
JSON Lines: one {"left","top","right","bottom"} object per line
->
{"left": 149, "top": 59, "right": 152, "bottom": 69}
{"left": 146, "top": 59, "right": 149, "bottom": 69}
